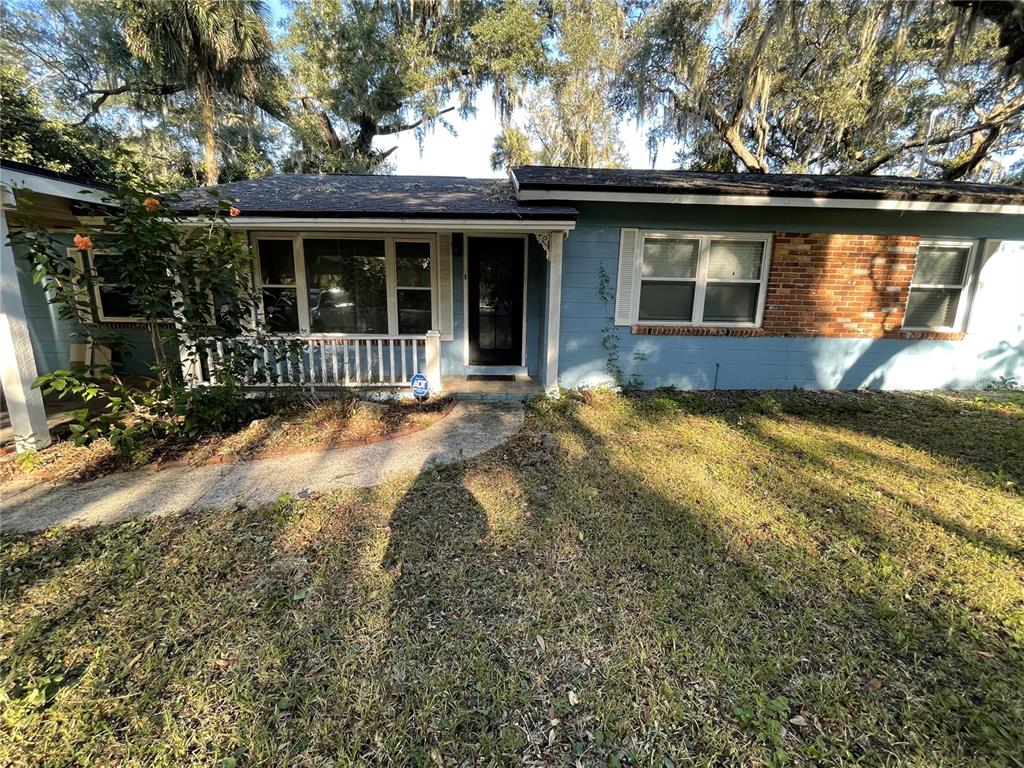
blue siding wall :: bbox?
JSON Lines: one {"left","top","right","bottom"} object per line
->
{"left": 16, "top": 237, "right": 158, "bottom": 377}
{"left": 15, "top": 237, "right": 79, "bottom": 375}
{"left": 557, "top": 203, "right": 1024, "bottom": 391}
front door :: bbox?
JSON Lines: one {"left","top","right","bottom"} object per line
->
{"left": 467, "top": 237, "right": 524, "bottom": 366}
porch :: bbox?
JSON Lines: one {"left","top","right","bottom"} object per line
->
{"left": 185, "top": 333, "right": 545, "bottom": 401}
{"left": 1, "top": 166, "right": 576, "bottom": 451}
{"left": 184, "top": 227, "right": 570, "bottom": 401}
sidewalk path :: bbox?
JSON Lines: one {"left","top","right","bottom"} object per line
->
{"left": 2, "top": 402, "right": 524, "bottom": 534}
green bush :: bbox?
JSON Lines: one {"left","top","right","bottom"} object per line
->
{"left": 14, "top": 182, "right": 270, "bottom": 452}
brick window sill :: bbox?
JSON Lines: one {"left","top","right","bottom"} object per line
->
{"left": 631, "top": 325, "right": 764, "bottom": 337}
{"left": 630, "top": 325, "right": 965, "bottom": 341}
{"left": 897, "top": 330, "right": 966, "bottom": 341}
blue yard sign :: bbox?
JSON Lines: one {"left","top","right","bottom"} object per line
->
{"left": 410, "top": 372, "right": 429, "bottom": 399}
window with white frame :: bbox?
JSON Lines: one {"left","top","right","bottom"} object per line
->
{"left": 635, "top": 232, "right": 771, "bottom": 325}
{"left": 254, "top": 235, "right": 436, "bottom": 335}
{"left": 903, "top": 240, "right": 976, "bottom": 331}
{"left": 395, "top": 240, "right": 433, "bottom": 334}
{"left": 70, "top": 248, "right": 145, "bottom": 323}
{"left": 255, "top": 238, "right": 300, "bottom": 332}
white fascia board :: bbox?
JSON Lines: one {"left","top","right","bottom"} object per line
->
{"left": 0, "top": 168, "right": 109, "bottom": 207}
{"left": 180, "top": 216, "right": 576, "bottom": 232}
{"left": 515, "top": 187, "right": 1024, "bottom": 216}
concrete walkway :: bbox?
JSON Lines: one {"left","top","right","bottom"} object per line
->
{"left": 1, "top": 402, "right": 524, "bottom": 534}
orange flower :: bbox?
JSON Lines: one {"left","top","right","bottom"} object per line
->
{"left": 143, "top": 196, "right": 160, "bottom": 212}
{"left": 228, "top": 206, "right": 240, "bottom": 217}
{"left": 73, "top": 234, "right": 94, "bottom": 251}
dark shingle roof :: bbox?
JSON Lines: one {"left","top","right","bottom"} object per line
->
{"left": 512, "top": 166, "right": 1024, "bottom": 205}
{"left": 175, "top": 173, "right": 577, "bottom": 220}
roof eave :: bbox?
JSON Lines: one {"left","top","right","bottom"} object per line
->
{"left": 178, "top": 215, "right": 577, "bottom": 232}
{"left": 513, "top": 187, "right": 1024, "bottom": 216}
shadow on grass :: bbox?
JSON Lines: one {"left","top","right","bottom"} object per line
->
{"left": 1, "top": 392, "right": 1022, "bottom": 766}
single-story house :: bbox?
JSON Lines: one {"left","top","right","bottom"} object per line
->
{"left": 2, "top": 159, "right": 1022, "bottom": 449}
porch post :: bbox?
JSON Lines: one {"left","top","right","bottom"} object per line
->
{"left": 0, "top": 202, "right": 51, "bottom": 451}
{"left": 543, "top": 231, "right": 564, "bottom": 396}
{"left": 425, "top": 329, "right": 443, "bottom": 395}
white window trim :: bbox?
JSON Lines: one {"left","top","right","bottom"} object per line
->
{"left": 630, "top": 230, "right": 773, "bottom": 328}
{"left": 902, "top": 238, "right": 978, "bottom": 333}
{"left": 252, "top": 231, "right": 439, "bottom": 337}
{"left": 68, "top": 247, "right": 147, "bottom": 323}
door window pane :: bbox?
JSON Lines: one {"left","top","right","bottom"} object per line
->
{"left": 905, "top": 288, "right": 960, "bottom": 328}
{"left": 304, "top": 239, "right": 387, "bottom": 333}
{"left": 642, "top": 238, "right": 699, "bottom": 278}
{"left": 638, "top": 281, "right": 695, "bottom": 321}
{"left": 398, "top": 290, "right": 432, "bottom": 335}
{"left": 396, "top": 241, "right": 431, "bottom": 287}
{"left": 262, "top": 288, "right": 299, "bottom": 332}
{"left": 708, "top": 240, "right": 763, "bottom": 279}
{"left": 704, "top": 283, "right": 759, "bottom": 322}
{"left": 912, "top": 246, "right": 969, "bottom": 285}
{"left": 258, "top": 240, "right": 295, "bottom": 285}
{"left": 478, "top": 256, "right": 515, "bottom": 350}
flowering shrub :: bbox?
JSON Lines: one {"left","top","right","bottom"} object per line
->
{"left": 12, "top": 185, "right": 271, "bottom": 453}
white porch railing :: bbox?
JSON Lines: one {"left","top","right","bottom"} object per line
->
{"left": 183, "top": 330, "right": 442, "bottom": 392}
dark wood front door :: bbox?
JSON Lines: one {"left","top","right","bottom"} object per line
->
{"left": 467, "top": 237, "right": 524, "bottom": 366}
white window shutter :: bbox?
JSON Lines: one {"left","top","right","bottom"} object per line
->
{"left": 437, "top": 232, "right": 454, "bottom": 340}
{"left": 614, "top": 228, "right": 640, "bottom": 326}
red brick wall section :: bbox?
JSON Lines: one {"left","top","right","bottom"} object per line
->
{"left": 633, "top": 232, "right": 964, "bottom": 341}
{"left": 762, "top": 233, "right": 921, "bottom": 338}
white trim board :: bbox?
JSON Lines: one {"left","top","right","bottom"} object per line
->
{"left": 189, "top": 217, "right": 576, "bottom": 232}
{"left": 1, "top": 168, "right": 109, "bottom": 206}
{"left": 515, "top": 188, "right": 1024, "bottom": 216}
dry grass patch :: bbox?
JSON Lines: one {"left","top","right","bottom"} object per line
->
{"left": 1, "top": 395, "right": 451, "bottom": 485}
{"left": 1, "top": 389, "right": 1022, "bottom": 767}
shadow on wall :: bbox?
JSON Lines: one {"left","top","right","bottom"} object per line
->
{"left": 812, "top": 235, "right": 1024, "bottom": 390}
{"left": 836, "top": 337, "right": 1024, "bottom": 390}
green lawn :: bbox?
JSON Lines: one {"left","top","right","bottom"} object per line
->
{"left": 2, "top": 390, "right": 1022, "bottom": 767}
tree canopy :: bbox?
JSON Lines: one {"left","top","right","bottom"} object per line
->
{"left": 619, "top": 0, "right": 1024, "bottom": 179}
{"left": 283, "top": 0, "right": 547, "bottom": 173}
{"left": 0, "top": 64, "right": 154, "bottom": 186}
{"left": 1, "top": 0, "right": 1021, "bottom": 184}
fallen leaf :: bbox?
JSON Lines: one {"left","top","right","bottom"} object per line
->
{"left": 867, "top": 678, "right": 883, "bottom": 690}
{"left": 568, "top": 690, "right": 579, "bottom": 706}
{"left": 429, "top": 747, "right": 443, "bottom": 767}
{"left": 536, "top": 635, "right": 546, "bottom": 653}
{"left": 788, "top": 715, "right": 808, "bottom": 727}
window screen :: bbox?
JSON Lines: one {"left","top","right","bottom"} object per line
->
{"left": 905, "top": 242, "right": 973, "bottom": 330}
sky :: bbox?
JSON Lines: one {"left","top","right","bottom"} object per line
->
{"left": 370, "top": 87, "right": 681, "bottom": 178}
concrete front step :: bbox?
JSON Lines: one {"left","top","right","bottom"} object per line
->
{"left": 442, "top": 375, "right": 545, "bottom": 401}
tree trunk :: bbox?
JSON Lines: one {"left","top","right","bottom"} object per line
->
{"left": 299, "top": 97, "right": 343, "bottom": 152}
{"left": 198, "top": 73, "right": 218, "bottom": 186}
